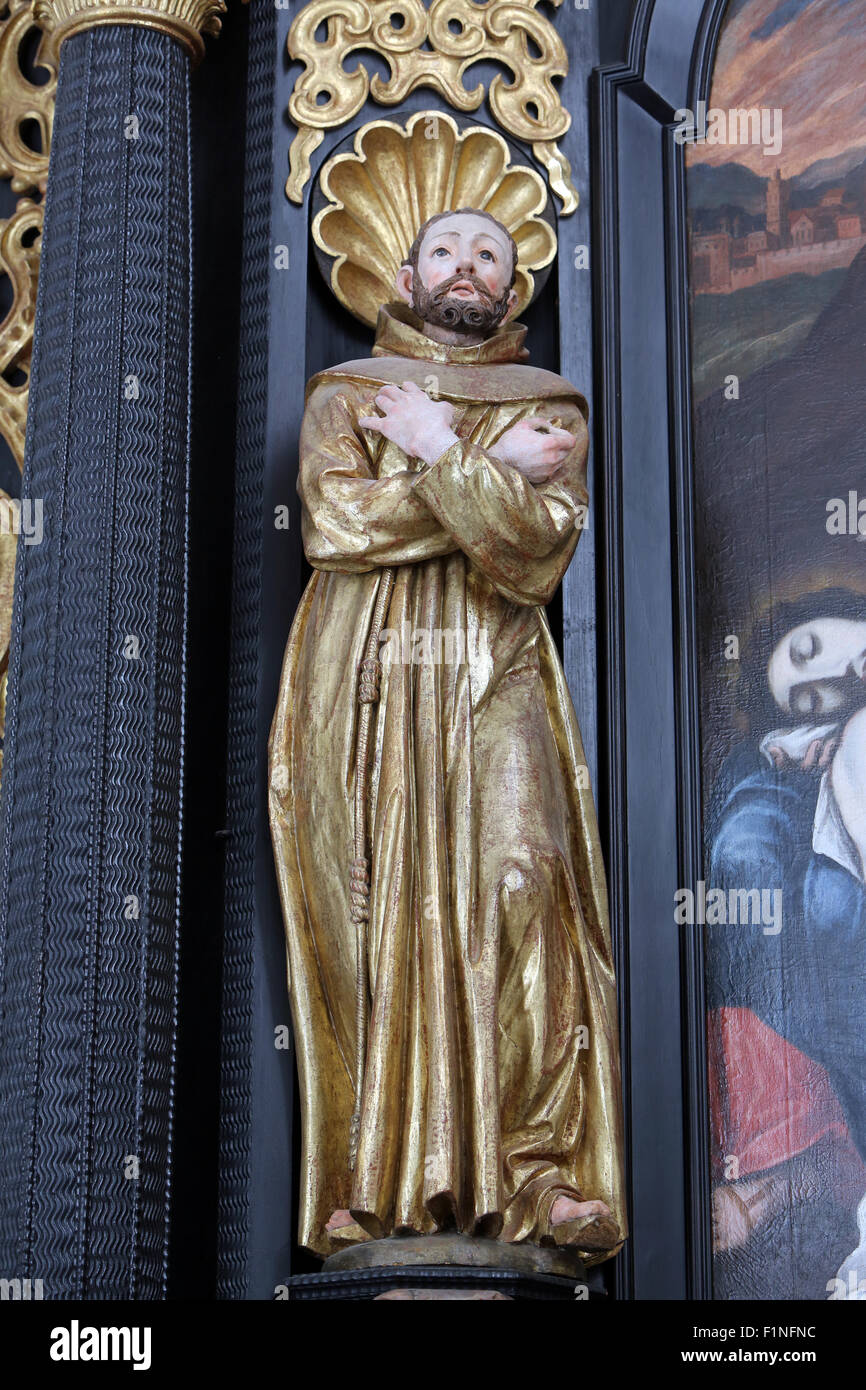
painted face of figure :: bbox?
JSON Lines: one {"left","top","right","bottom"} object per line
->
{"left": 768, "top": 617, "right": 866, "bottom": 718}
{"left": 395, "top": 212, "right": 518, "bottom": 334}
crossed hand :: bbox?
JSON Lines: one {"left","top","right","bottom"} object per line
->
{"left": 359, "top": 380, "right": 576, "bottom": 481}
{"left": 495, "top": 415, "right": 576, "bottom": 483}
{"left": 359, "top": 381, "right": 456, "bottom": 467}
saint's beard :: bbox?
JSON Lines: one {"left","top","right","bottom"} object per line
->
{"left": 411, "top": 270, "right": 511, "bottom": 335}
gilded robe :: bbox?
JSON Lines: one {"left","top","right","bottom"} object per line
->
{"left": 268, "top": 304, "right": 626, "bottom": 1259}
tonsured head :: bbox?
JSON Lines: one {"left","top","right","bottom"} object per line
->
{"left": 395, "top": 209, "right": 519, "bottom": 336}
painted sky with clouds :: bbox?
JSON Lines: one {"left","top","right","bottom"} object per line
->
{"left": 688, "top": 0, "right": 866, "bottom": 176}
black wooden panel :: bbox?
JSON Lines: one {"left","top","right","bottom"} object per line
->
{"left": 594, "top": 0, "right": 730, "bottom": 1301}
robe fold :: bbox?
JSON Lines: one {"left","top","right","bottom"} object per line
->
{"left": 268, "top": 303, "right": 626, "bottom": 1260}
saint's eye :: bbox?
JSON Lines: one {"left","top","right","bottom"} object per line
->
{"left": 433, "top": 246, "right": 450, "bottom": 257}
{"left": 790, "top": 630, "right": 819, "bottom": 666}
{"left": 479, "top": 249, "right": 495, "bottom": 261}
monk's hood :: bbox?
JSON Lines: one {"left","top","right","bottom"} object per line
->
{"left": 306, "top": 303, "right": 588, "bottom": 415}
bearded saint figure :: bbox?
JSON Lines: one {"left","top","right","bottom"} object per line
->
{"left": 268, "top": 208, "right": 626, "bottom": 1264}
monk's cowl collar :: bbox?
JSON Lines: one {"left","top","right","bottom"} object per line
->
{"left": 372, "top": 302, "right": 530, "bottom": 366}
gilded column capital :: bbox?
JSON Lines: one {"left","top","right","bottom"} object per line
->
{"left": 34, "top": 0, "right": 227, "bottom": 64}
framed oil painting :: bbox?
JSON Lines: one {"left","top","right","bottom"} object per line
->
{"left": 687, "top": 0, "right": 866, "bottom": 1300}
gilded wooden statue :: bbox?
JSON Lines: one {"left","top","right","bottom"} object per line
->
{"left": 268, "top": 200, "right": 626, "bottom": 1267}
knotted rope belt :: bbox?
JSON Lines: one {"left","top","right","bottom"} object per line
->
{"left": 348, "top": 565, "right": 396, "bottom": 1170}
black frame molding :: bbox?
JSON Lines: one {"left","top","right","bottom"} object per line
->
{"left": 594, "top": 0, "right": 730, "bottom": 1300}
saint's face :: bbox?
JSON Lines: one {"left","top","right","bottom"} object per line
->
{"left": 415, "top": 213, "right": 514, "bottom": 306}
{"left": 768, "top": 616, "right": 866, "bottom": 718}
{"left": 396, "top": 212, "right": 517, "bottom": 335}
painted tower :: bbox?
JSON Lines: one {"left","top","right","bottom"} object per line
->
{"left": 766, "top": 168, "right": 790, "bottom": 245}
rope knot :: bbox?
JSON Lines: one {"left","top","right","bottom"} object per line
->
{"left": 358, "top": 657, "right": 381, "bottom": 704}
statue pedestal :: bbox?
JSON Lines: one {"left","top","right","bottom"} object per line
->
{"left": 285, "top": 1234, "right": 604, "bottom": 1301}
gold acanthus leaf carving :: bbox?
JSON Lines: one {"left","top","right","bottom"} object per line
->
{"left": 0, "top": 0, "right": 55, "bottom": 195}
{"left": 286, "top": 0, "right": 578, "bottom": 214}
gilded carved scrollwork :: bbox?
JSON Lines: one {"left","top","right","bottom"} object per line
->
{"left": 0, "top": 0, "right": 54, "bottom": 195}
{"left": 0, "top": 198, "right": 41, "bottom": 470}
{"left": 286, "top": 0, "right": 578, "bottom": 214}
{"left": 0, "top": 0, "right": 53, "bottom": 470}
{"left": 0, "top": 1, "right": 54, "bottom": 774}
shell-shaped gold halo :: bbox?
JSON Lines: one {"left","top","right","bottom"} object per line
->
{"left": 312, "top": 111, "right": 557, "bottom": 329}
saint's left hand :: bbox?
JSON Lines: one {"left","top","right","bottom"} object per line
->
{"left": 495, "top": 417, "right": 576, "bottom": 482}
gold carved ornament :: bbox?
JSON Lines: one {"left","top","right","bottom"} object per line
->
{"left": 312, "top": 111, "right": 556, "bottom": 327}
{"left": 287, "top": 0, "right": 578, "bottom": 215}
{"left": 0, "top": 0, "right": 53, "bottom": 196}
{"left": 0, "top": 0, "right": 50, "bottom": 468}
{"left": 33, "top": 0, "right": 227, "bottom": 64}
{"left": 0, "top": 2, "right": 53, "bottom": 475}
{"left": 0, "top": 0, "right": 55, "bottom": 775}
{"left": 1, "top": 1, "right": 54, "bottom": 468}
{"left": 0, "top": 0, "right": 53, "bottom": 465}
{"left": 0, "top": 199, "right": 42, "bottom": 472}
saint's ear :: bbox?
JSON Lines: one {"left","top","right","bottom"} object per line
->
{"left": 504, "top": 287, "right": 519, "bottom": 320}
{"left": 395, "top": 264, "right": 414, "bottom": 303}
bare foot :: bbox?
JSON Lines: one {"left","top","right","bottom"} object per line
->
{"left": 551, "top": 1196, "right": 611, "bottom": 1225}
{"left": 325, "top": 1208, "right": 355, "bottom": 1233}
{"left": 549, "top": 1195, "right": 618, "bottom": 1251}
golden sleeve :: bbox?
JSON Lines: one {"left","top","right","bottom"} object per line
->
{"left": 299, "top": 379, "right": 456, "bottom": 571}
{"left": 412, "top": 398, "right": 589, "bottom": 606}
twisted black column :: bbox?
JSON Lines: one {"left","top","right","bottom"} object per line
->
{"left": 0, "top": 25, "right": 191, "bottom": 1299}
